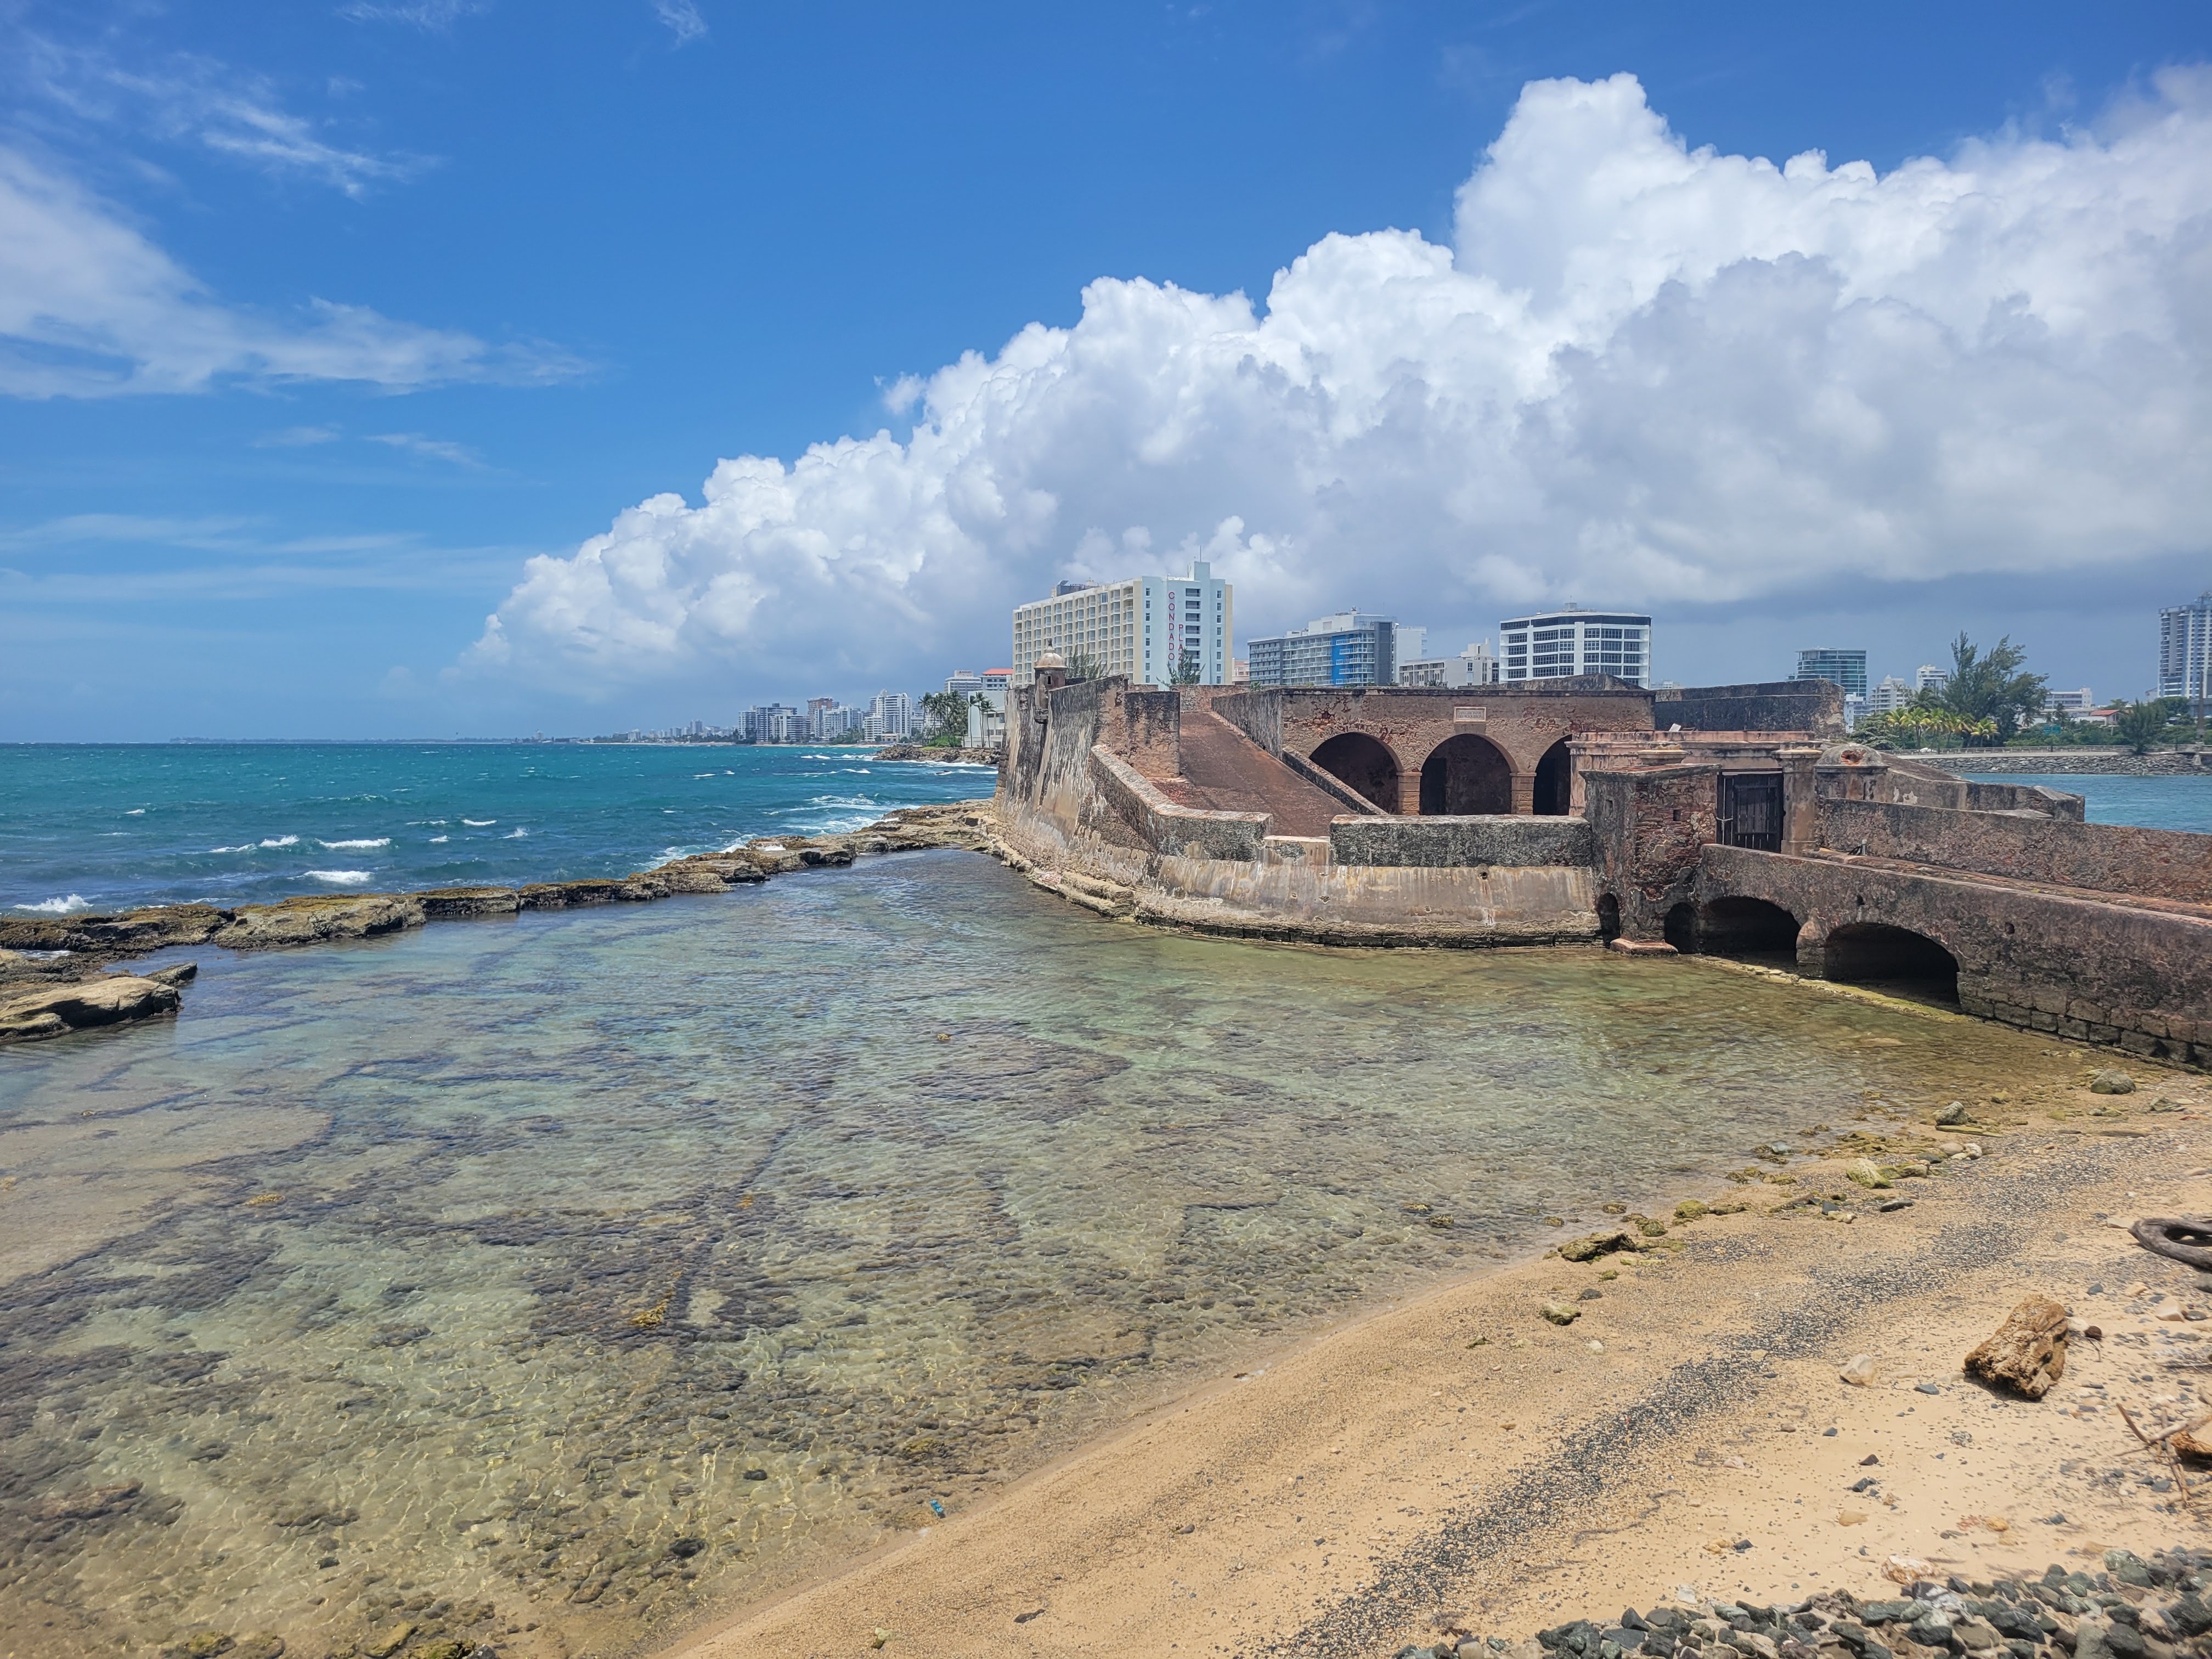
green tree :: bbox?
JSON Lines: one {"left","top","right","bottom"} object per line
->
{"left": 917, "top": 690, "right": 969, "bottom": 745}
{"left": 1062, "top": 650, "right": 1103, "bottom": 682}
{"left": 1928, "top": 634, "right": 2046, "bottom": 747}
{"left": 1167, "top": 648, "right": 1201, "bottom": 687}
{"left": 2111, "top": 697, "right": 2185, "bottom": 755}
{"left": 1853, "top": 704, "right": 1997, "bottom": 751}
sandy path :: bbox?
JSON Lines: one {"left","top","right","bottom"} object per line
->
{"left": 661, "top": 1074, "right": 2212, "bottom": 1659}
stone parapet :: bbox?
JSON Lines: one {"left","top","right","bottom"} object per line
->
{"left": 1328, "top": 815, "right": 1595, "bottom": 869}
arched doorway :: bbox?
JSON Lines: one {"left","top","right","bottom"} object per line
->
{"left": 1697, "top": 896, "right": 1801, "bottom": 967}
{"left": 1662, "top": 901, "right": 1697, "bottom": 953}
{"left": 1310, "top": 732, "right": 1401, "bottom": 812}
{"left": 1822, "top": 923, "right": 1959, "bottom": 1004}
{"left": 1533, "top": 740, "right": 1573, "bottom": 815}
{"left": 1418, "top": 734, "right": 1512, "bottom": 815}
{"left": 1596, "top": 893, "right": 1621, "bottom": 943}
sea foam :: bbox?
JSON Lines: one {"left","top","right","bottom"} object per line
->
{"left": 259, "top": 835, "right": 300, "bottom": 848}
{"left": 462, "top": 819, "right": 496, "bottom": 827}
{"left": 13, "top": 894, "right": 93, "bottom": 913}
{"left": 306, "top": 870, "right": 372, "bottom": 885}
{"left": 319, "top": 838, "right": 391, "bottom": 849}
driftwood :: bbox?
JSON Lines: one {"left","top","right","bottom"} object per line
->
{"left": 2120, "top": 1403, "right": 2198, "bottom": 1507}
{"left": 2131, "top": 1217, "right": 2212, "bottom": 1273}
{"left": 1963, "top": 1295, "right": 2069, "bottom": 1399}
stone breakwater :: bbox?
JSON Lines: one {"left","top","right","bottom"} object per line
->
{"left": 1386, "top": 1550, "right": 2212, "bottom": 1659}
{"left": 1911, "top": 752, "right": 2212, "bottom": 777}
{"left": 0, "top": 803, "right": 997, "bottom": 1044}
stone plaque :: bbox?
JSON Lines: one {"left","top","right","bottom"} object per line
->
{"left": 1454, "top": 706, "right": 1487, "bottom": 724}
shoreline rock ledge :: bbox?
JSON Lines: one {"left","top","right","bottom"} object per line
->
{"left": 0, "top": 802, "right": 997, "bottom": 1046}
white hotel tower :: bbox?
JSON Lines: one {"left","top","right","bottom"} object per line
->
{"left": 1011, "top": 560, "right": 1232, "bottom": 687}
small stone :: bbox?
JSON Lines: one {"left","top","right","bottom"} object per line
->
{"left": 1878, "top": 1199, "right": 1914, "bottom": 1213}
{"left": 1542, "top": 1302, "right": 1581, "bottom": 1325}
{"left": 363, "top": 1626, "right": 415, "bottom": 1659}
{"left": 1674, "top": 1200, "right": 1711, "bottom": 1222}
{"left": 1839, "top": 1353, "right": 1876, "bottom": 1387}
{"left": 1846, "top": 1159, "right": 1891, "bottom": 1190}
{"left": 1915, "top": 1382, "right": 1941, "bottom": 1396}
{"left": 743, "top": 1469, "right": 769, "bottom": 1481}
{"left": 1578, "top": 1288, "right": 1604, "bottom": 1301}
{"left": 1937, "top": 1102, "right": 1970, "bottom": 1126}
{"left": 2089, "top": 1069, "right": 2136, "bottom": 1095}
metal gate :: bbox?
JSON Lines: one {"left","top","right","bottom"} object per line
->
{"left": 1717, "top": 772, "right": 1784, "bottom": 851}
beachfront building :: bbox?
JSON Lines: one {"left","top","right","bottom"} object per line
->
{"left": 965, "top": 669, "right": 1012, "bottom": 751}
{"left": 744, "top": 703, "right": 803, "bottom": 743}
{"left": 2160, "top": 592, "right": 2212, "bottom": 711}
{"left": 1398, "top": 640, "right": 1502, "bottom": 689}
{"left": 1794, "top": 648, "right": 1867, "bottom": 700}
{"left": 1248, "top": 612, "right": 1406, "bottom": 688}
{"left": 1869, "top": 675, "right": 1915, "bottom": 716}
{"left": 1010, "top": 561, "right": 1233, "bottom": 687}
{"left": 1498, "top": 607, "right": 1652, "bottom": 687}
{"left": 1915, "top": 664, "right": 1950, "bottom": 694}
{"left": 863, "top": 690, "right": 913, "bottom": 740}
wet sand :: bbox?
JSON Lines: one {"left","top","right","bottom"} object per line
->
{"left": 665, "top": 1037, "right": 2212, "bottom": 1659}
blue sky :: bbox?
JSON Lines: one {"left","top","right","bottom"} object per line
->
{"left": 4, "top": 1, "right": 2210, "bottom": 738}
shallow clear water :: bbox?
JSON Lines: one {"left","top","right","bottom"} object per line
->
{"left": 1962, "top": 771, "right": 2212, "bottom": 833}
{"left": 0, "top": 742, "right": 992, "bottom": 913}
{"left": 0, "top": 852, "right": 2053, "bottom": 1659}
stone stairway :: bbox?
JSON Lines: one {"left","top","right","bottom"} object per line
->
{"left": 1165, "top": 710, "right": 1347, "bottom": 839}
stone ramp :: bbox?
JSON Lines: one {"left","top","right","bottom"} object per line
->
{"left": 1171, "top": 710, "right": 1345, "bottom": 839}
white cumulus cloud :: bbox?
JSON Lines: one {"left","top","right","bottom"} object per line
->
{"left": 466, "top": 70, "right": 2212, "bottom": 695}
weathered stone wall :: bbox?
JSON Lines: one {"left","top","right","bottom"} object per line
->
{"left": 1088, "top": 746, "right": 1269, "bottom": 862}
{"left": 1699, "top": 843, "right": 2212, "bottom": 1066}
{"left": 1267, "top": 682, "right": 1654, "bottom": 815}
{"left": 1817, "top": 797, "right": 2212, "bottom": 905}
{"left": 1205, "top": 689, "right": 1282, "bottom": 755}
{"left": 1655, "top": 679, "right": 1844, "bottom": 737}
{"left": 1329, "top": 815, "right": 1595, "bottom": 869}
{"left": 1582, "top": 763, "right": 1720, "bottom": 941}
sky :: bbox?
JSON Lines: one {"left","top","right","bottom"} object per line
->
{"left": 3, "top": 1, "right": 2210, "bottom": 739}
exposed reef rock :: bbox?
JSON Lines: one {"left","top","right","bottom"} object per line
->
{"left": 0, "top": 803, "right": 1002, "bottom": 1046}
{"left": 0, "top": 974, "right": 181, "bottom": 1043}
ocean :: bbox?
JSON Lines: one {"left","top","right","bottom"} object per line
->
{"left": 0, "top": 742, "right": 995, "bottom": 915}
{"left": 1961, "top": 770, "right": 2212, "bottom": 833}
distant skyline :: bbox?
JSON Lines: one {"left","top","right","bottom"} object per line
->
{"left": 4, "top": 1, "right": 2210, "bottom": 739}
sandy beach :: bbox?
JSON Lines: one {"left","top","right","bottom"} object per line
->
{"left": 663, "top": 1012, "right": 2212, "bottom": 1659}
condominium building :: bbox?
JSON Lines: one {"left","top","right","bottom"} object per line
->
{"left": 1915, "top": 664, "right": 1950, "bottom": 694}
{"left": 1498, "top": 607, "right": 1652, "bottom": 687}
{"left": 862, "top": 690, "right": 913, "bottom": 740}
{"left": 1010, "top": 560, "right": 1233, "bottom": 687}
{"left": 2160, "top": 592, "right": 2212, "bottom": 708}
{"left": 1248, "top": 612, "right": 1402, "bottom": 688}
{"left": 1868, "top": 675, "right": 1915, "bottom": 716}
{"left": 1794, "top": 648, "right": 1868, "bottom": 699}
{"left": 943, "top": 670, "right": 985, "bottom": 699}
{"left": 743, "top": 703, "right": 802, "bottom": 743}
{"left": 965, "top": 669, "right": 1012, "bottom": 750}
{"left": 1398, "top": 640, "right": 1502, "bottom": 688}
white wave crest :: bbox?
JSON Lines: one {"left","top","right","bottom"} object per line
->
{"left": 125, "top": 808, "right": 144, "bottom": 816}
{"left": 259, "top": 835, "right": 299, "bottom": 848}
{"left": 13, "top": 893, "right": 93, "bottom": 913}
{"left": 463, "top": 818, "right": 496, "bottom": 826}
{"left": 504, "top": 827, "right": 528, "bottom": 838}
{"left": 306, "top": 870, "right": 373, "bottom": 885}
{"left": 428, "top": 834, "right": 449, "bottom": 843}
{"left": 319, "top": 838, "right": 391, "bottom": 849}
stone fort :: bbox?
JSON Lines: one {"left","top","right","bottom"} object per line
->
{"left": 995, "top": 665, "right": 2212, "bottom": 1069}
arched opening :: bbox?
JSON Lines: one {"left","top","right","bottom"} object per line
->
{"left": 1698, "top": 896, "right": 1801, "bottom": 968}
{"left": 1662, "top": 901, "right": 1697, "bottom": 953}
{"left": 1533, "top": 739, "right": 1573, "bottom": 816}
{"left": 1310, "top": 732, "right": 1401, "bottom": 812}
{"left": 1418, "top": 734, "right": 1512, "bottom": 815}
{"left": 1823, "top": 923, "right": 1960, "bottom": 1005}
{"left": 1596, "top": 893, "right": 1621, "bottom": 943}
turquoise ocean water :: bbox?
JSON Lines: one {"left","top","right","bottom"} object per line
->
{"left": 0, "top": 743, "right": 995, "bottom": 914}
{"left": 1961, "top": 771, "right": 2212, "bottom": 833}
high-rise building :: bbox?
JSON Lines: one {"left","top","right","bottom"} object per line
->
{"left": 1398, "top": 640, "right": 1502, "bottom": 688}
{"left": 1498, "top": 607, "right": 1652, "bottom": 687}
{"left": 966, "top": 670, "right": 1012, "bottom": 749}
{"left": 1869, "top": 675, "right": 1915, "bottom": 716}
{"left": 863, "top": 690, "right": 913, "bottom": 740}
{"left": 744, "top": 703, "right": 802, "bottom": 742}
{"left": 1011, "top": 561, "right": 1233, "bottom": 687}
{"left": 2160, "top": 592, "right": 2212, "bottom": 709}
{"left": 1795, "top": 648, "right": 1868, "bottom": 699}
{"left": 943, "top": 670, "right": 985, "bottom": 699}
{"left": 1248, "top": 612, "right": 1401, "bottom": 687}
{"left": 1915, "top": 664, "right": 1950, "bottom": 694}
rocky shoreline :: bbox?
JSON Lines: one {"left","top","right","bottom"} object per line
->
{"left": 1390, "top": 1550, "right": 2212, "bottom": 1659}
{"left": 871, "top": 743, "right": 1003, "bottom": 765}
{"left": 0, "top": 803, "right": 998, "bottom": 1045}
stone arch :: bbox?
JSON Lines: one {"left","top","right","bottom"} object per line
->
{"left": 1533, "top": 738, "right": 1573, "bottom": 816}
{"left": 1596, "top": 893, "right": 1621, "bottom": 943}
{"left": 1310, "top": 732, "right": 1401, "bottom": 812}
{"left": 1418, "top": 733, "right": 1513, "bottom": 815}
{"left": 1821, "top": 922, "right": 1960, "bottom": 1004}
{"left": 1696, "top": 896, "right": 1801, "bottom": 965}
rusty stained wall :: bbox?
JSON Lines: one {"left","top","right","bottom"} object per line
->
{"left": 1818, "top": 797, "right": 2212, "bottom": 905}
{"left": 1268, "top": 682, "right": 1654, "bottom": 815}
{"left": 1698, "top": 843, "right": 2212, "bottom": 1066}
{"left": 1582, "top": 763, "right": 1720, "bottom": 940}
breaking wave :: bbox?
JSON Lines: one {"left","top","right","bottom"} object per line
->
{"left": 13, "top": 893, "right": 93, "bottom": 913}
{"left": 260, "top": 835, "right": 299, "bottom": 848}
{"left": 462, "top": 819, "right": 496, "bottom": 827}
{"left": 319, "top": 838, "right": 391, "bottom": 850}
{"left": 306, "top": 870, "right": 373, "bottom": 885}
